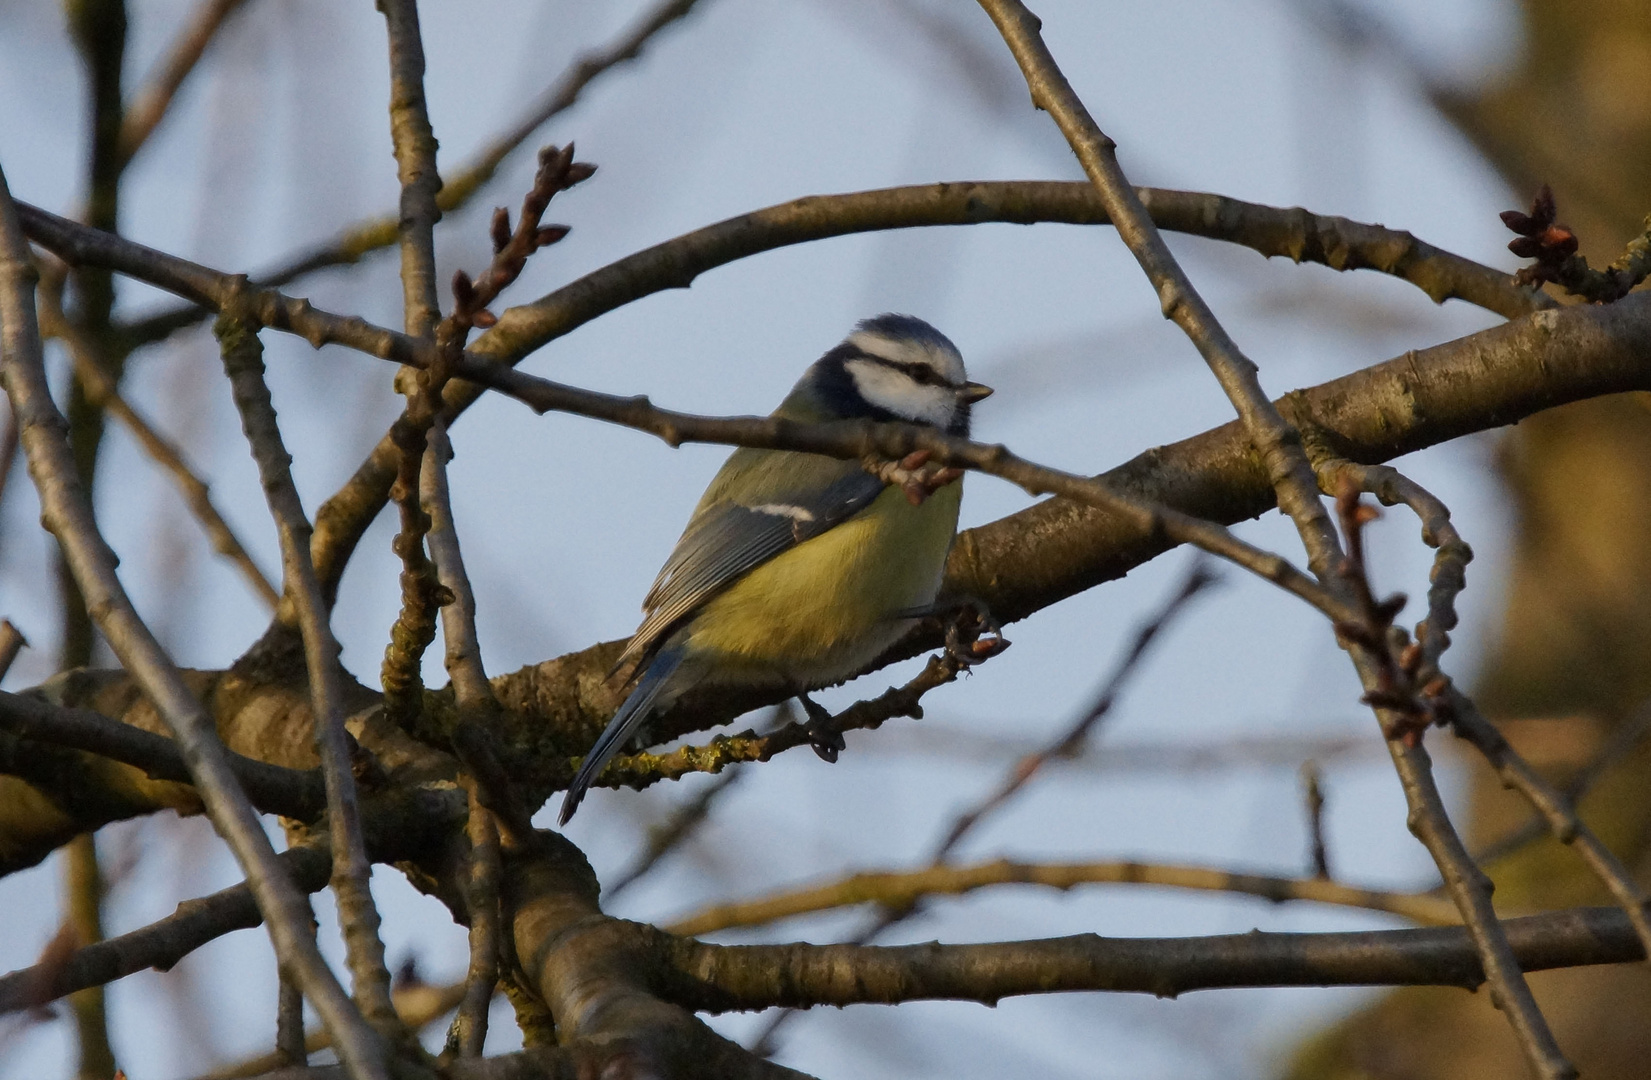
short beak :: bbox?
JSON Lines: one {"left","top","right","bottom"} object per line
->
{"left": 959, "top": 381, "right": 994, "bottom": 403}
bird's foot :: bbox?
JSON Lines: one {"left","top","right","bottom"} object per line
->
{"left": 797, "top": 693, "right": 847, "bottom": 763}
{"left": 862, "top": 449, "right": 964, "bottom": 506}
{"left": 945, "top": 600, "right": 1010, "bottom": 668}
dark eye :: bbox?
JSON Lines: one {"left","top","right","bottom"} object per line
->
{"left": 905, "top": 364, "right": 940, "bottom": 385}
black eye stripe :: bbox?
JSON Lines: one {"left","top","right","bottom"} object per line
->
{"left": 851, "top": 351, "right": 948, "bottom": 386}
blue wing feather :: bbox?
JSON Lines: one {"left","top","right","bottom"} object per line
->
{"left": 559, "top": 645, "right": 688, "bottom": 825}
{"left": 612, "top": 463, "right": 886, "bottom": 674}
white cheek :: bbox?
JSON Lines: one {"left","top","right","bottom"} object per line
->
{"left": 847, "top": 363, "right": 956, "bottom": 426}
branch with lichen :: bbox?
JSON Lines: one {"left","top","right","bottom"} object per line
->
{"left": 378, "top": 145, "right": 590, "bottom": 730}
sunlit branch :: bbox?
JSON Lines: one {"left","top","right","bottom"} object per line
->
{"left": 0, "top": 170, "right": 389, "bottom": 1080}
{"left": 215, "top": 310, "right": 400, "bottom": 1035}
{"left": 665, "top": 857, "right": 1466, "bottom": 937}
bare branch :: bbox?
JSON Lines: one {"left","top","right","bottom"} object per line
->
{"left": 0, "top": 843, "right": 331, "bottom": 1014}
{"left": 214, "top": 310, "right": 400, "bottom": 1036}
{"left": 206, "top": 980, "right": 469, "bottom": 1080}
{"left": 665, "top": 906, "right": 1649, "bottom": 1011}
{"left": 444, "top": 791, "right": 500, "bottom": 1059}
{"left": 117, "top": 0, "right": 248, "bottom": 168}
{"left": 0, "top": 168, "right": 389, "bottom": 1080}
{"left": 665, "top": 857, "right": 1466, "bottom": 937}
{"left": 36, "top": 279, "right": 280, "bottom": 608}
{"left": 64, "top": 832, "right": 115, "bottom": 1079}
{"left": 934, "top": 561, "right": 1217, "bottom": 861}
{"left": 379, "top": 0, "right": 442, "bottom": 339}
{"left": 1446, "top": 690, "right": 1651, "bottom": 966}
{"left": 975, "top": 5, "right": 1569, "bottom": 1073}
{"left": 276, "top": 967, "right": 306, "bottom": 1068}
{"left": 977, "top": 0, "right": 1342, "bottom": 578}
{"left": 604, "top": 767, "right": 743, "bottom": 901}
{"left": 0, "top": 687, "right": 326, "bottom": 819}
{"left": 122, "top": 0, "right": 706, "bottom": 340}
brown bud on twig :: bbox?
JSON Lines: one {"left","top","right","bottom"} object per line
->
{"left": 535, "top": 225, "right": 571, "bottom": 249}
{"left": 490, "top": 207, "right": 512, "bottom": 254}
{"left": 472, "top": 309, "right": 498, "bottom": 329}
{"left": 452, "top": 269, "right": 476, "bottom": 311}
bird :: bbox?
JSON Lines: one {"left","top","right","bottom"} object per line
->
{"left": 557, "top": 314, "right": 993, "bottom": 825}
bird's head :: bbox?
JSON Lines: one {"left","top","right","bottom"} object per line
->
{"left": 806, "top": 313, "right": 992, "bottom": 436}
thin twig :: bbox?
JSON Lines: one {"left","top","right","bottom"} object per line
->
{"left": 64, "top": 833, "right": 116, "bottom": 1079}
{"left": 444, "top": 790, "right": 500, "bottom": 1060}
{"left": 205, "top": 980, "right": 469, "bottom": 1080}
{"left": 1302, "top": 761, "right": 1331, "bottom": 879}
{"left": 977, "top": 0, "right": 1341, "bottom": 578}
{"left": 605, "top": 768, "right": 743, "bottom": 901}
{"left": 976, "top": 5, "right": 1572, "bottom": 1074}
{"left": 1332, "top": 487, "right": 1575, "bottom": 1080}
{"left": 117, "top": 0, "right": 248, "bottom": 168}
{"left": 276, "top": 967, "right": 306, "bottom": 1068}
{"left": 36, "top": 279, "right": 280, "bottom": 608}
{"left": 0, "top": 167, "right": 390, "bottom": 1080}
{"left": 934, "top": 561, "right": 1218, "bottom": 861}
{"left": 122, "top": 0, "right": 706, "bottom": 345}
{"left": 0, "top": 843, "right": 332, "bottom": 1014}
{"left": 1474, "top": 700, "right": 1651, "bottom": 865}
{"left": 0, "top": 396, "right": 17, "bottom": 521}
{"left": 667, "top": 857, "right": 1465, "bottom": 938}
{"left": 379, "top": 0, "right": 442, "bottom": 339}
{"left": 421, "top": 416, "right": 532, "bottom": 840}
{"left": 214, "top": 309, "right": 401, "bottom": 1038}
{"left": 1446, "top": 690, "right": 1651, "bottom": 965}
{"left": 596, "top": 652, "right": 967, "bottom": 792}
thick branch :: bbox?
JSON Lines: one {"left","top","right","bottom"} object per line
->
{"left": 0, "top": 687, "right": 324, "bottom": 819}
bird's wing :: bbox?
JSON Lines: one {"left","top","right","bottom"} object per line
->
{"left": 613, "top": 461, "right": 886, "bottom": 674}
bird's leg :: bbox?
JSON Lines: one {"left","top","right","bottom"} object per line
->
{"left": 944, "top": 598, "right": 1010, "bottom": 667}
{"left": 796, "top": 692, "right": 846, "bottom": 763}
{"left": 861, "top": 449, "right": 964, "bottom": 507}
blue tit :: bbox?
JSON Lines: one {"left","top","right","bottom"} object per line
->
{"left": 557, "top": 314, "right": 992, "bottom": 825}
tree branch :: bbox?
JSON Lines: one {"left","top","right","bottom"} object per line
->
{"left": 665, "top": 857, "right": 1466, "bottom": 937}
{"left": 116, "top": 0, "right": 248, "bottom": 168}
{"left": 0, "top": 167, "right": 389, "bottom": 1080}
{"left": 119, "top": 0, "right": 707, "bottom": 347}
{"left": 663, "top": 906, "right": 1648, "bottom": 1012}
{"left": 0, "top": 687, "right": 325, "bottom": 820}
{"left": 215, "top": 309, "right": 400, "bottom": 1035}
{"left": 379, "top": 0, "right": 442, "bottom": 339}
{"left": 975, "top": 6, "right": 1570, "bottom": 1074}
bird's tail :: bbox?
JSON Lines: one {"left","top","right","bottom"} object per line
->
{"left": 558, "top": 646, "right": 686, "bottom": 826}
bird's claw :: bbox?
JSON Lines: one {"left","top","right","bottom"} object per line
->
{"left": 797, "top": 694, "right": 846, "bottom": 763}
{"left": 945, "top": 601, "right": 1009, "bottom": 667}
{"left": 863, "top": 449, "right": 964, "bottom": 506}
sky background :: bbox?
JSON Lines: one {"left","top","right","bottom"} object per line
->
{"left": 0, "top": 1, "right": 1531, "bottom": 1076}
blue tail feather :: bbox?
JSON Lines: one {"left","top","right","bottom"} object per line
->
{"left": 558, "top": 647, "right": 686, "bottom": 825}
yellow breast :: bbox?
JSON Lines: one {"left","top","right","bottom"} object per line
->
{"left": 684, "top": 480, "right": 962, "bottom": 687}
